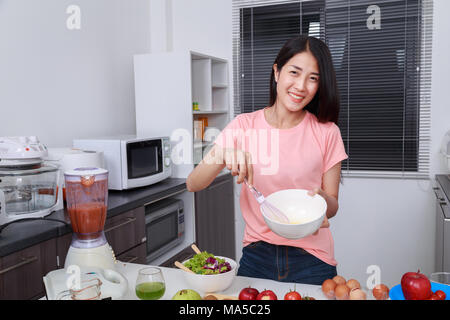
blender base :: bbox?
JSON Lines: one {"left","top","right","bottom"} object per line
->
{"left": 64, "top": 243, "right": 117, "bottom": 270}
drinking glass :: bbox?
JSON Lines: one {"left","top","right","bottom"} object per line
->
{"left": 135, "top": 267, "right": 166, "bottom": 300}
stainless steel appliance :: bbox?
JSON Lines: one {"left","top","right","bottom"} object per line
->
{"left": 144, "top": 198, "right": 184, "bottom": 264}
{"left": 73, "top": 135, "right": 172, "bottom": 190}
{"left": 441, "top": 130, "right": 450, "bottom": 173}
{"left": 434, "top": 175, "right": 450, "bottom": 272}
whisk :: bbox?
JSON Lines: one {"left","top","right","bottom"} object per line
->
{"left": 244, "top": 179, "right": 290, "bottom": 223}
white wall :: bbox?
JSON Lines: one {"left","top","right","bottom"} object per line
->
{"left": 148, "top": 0, "right": 232, "bottom": 58}
{"left": 0, "top": 0, "right": 151, "bottom": 147}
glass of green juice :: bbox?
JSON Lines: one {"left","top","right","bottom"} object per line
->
{"left": 135, "top": 267, "right": 166, "bottom": 300}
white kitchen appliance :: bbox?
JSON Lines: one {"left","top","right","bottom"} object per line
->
{"left": 45, "top": 148, "right": 104, "bottom": 207}
{"left": 43, "top": 266, "right": 128, "bottom": 300}
{"left": 63, "top": 167, "right": 118, "bottom": 271}
{"left": 73, "top": 135, "right": 172, "bottom": 190}
{"left": 0, "top": 136, "right": 62, "bottom": 226}
{"left": 441, "top": 130, "right": 450, "bottom": 174}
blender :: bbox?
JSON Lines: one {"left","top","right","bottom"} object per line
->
{"left": 63, "top": 167, "right": 117, "bottom": 270}
{"left": 43, "top": 167, "right": 129, "bottom": 300}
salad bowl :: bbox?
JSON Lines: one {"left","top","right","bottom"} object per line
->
{"left": 181, "top": 255, "right": 237, "bottom": 293}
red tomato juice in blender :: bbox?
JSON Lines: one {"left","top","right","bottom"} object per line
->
{"left": 65, "top": 176, "right": 108, "bottom": 241}
{"left": 68, "top": 202, "right": 107, "bottom": 239}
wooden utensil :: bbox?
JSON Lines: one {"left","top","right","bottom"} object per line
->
{"left": 204, "top": 293, "right": 238, "bottom": 300}
{"left": 174, "top": 261, "right": 195, "bottom": 274}
{"left": 191, "top": 244, "right": 201, "bottom": 255}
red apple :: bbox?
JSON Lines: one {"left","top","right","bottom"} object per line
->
{"left": 256, "top": 289, "right": 278, "bottom": 300}
{"left": 284, "top": 289, "right": 302, "bottom": 300}
{"left": 238, "top": 287, "right": 259, "bottom": 300}
{"left": 401, "top": 270, "right": 432, "bottom": 300}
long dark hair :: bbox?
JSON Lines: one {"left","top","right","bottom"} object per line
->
{"left": 269, "top": 36, "right": 340, "bottom": 124}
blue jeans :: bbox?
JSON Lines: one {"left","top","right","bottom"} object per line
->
{"left": 237, "top": 241, "right": 337, "bottom": 285}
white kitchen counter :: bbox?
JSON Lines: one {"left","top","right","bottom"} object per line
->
{"left": 116, "top": 262, "right": 327, "bottom": 300}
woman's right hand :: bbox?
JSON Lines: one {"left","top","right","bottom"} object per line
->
{"left": 222, "top": 148, "right": 254, "bottom": 186}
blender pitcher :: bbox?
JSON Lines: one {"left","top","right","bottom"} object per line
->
{"left": 64, "top": 167, "right": 108, "bottom": 248}
{"left": 63, "top": 167, "right": 117, "bottom": 270}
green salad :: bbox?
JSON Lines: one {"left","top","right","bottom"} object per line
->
{"left": 184, "top": 251, "right": 232, "bottom": 275}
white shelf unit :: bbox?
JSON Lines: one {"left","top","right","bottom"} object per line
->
{"left": 191, "top": 52, "right": 229, "bottom": 113}
{"left": 134, "top": 50, "right": 230, "bottom": 177}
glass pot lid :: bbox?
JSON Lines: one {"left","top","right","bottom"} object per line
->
{"left": 0, "top": 164, "right": 58, "bottom": 177}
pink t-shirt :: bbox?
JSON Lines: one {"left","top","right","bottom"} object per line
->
{"left": 214, "top": 109, "right": 348, "bottom": 266}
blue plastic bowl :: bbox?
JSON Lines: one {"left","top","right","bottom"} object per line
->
{"left": 389, "top": 282, "right": 450, "bottom": 300}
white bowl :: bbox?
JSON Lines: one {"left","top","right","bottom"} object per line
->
{"left": 262, "top": 189, "right": 327, "bottom": 239}
{"left": 181, "top": 256, "right": 237, "bottom": 293}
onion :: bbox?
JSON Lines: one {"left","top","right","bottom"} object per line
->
{"left": 349, "top": 288, "right": 367, "bottom": 300}
{"left": 335, "top": 284, "right": 350, "bottom": 300}
{"left": 333, "top": 275, "right": 346, "bottom": 285}
{"left": 372, "top": 284, "right": 390, "bottom": 300}
{"left": 322, "top": 279, "right": 337, "bottom": 299}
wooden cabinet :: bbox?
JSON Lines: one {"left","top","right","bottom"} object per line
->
{"left": 195, "top": 174, "right": 235, "bottom": 260}
{"left": 104, "top": 206, "right": 146, "bottom": 257}
{"left": 116, "top": 243, "right": 147, "bottom": 265}
{"left": 56, "top": 206, "right": 146, "bottom": 268}
{"left": 0, "top": 238, "right": 56, "bottom": 300}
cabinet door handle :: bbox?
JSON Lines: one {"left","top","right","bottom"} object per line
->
{"left": 122, "top": 255, "right": 139, "bottom": 263}
{"left": 0, "top": 256, "right": 38, "bottom": 275}
{"left": 433, "top": 187, "right": 446, "bottom": 202}
{"left": 104, "top": 217, "right": 136, "bottom": 233}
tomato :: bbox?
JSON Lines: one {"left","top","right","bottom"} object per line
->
{"left": 435, "top": 290, "right": 446, "bottom": 300}
{"left": 428, "top": 294, "right": 440, "bottom": 300}
{"left": 284, "top": 290, "right": 302, "bottom": 300}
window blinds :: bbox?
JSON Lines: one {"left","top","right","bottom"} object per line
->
{"left": 232, "top": 0, "right": 432, "bottom": 178}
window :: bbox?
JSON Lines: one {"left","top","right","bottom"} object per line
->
{"left": 232, "top": 0, "right": 432, "bottom": 178}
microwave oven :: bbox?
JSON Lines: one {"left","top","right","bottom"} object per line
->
{"left": 73, "top": 135, "right": 172, "bottom": 190}
{"left": 144, "top": 198, "right": 184, "bottom": 264}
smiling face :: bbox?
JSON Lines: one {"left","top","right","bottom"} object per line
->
{"left": 273, "top": 50, "right": 320, "bottom": 113}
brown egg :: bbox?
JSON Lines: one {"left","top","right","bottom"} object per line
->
{"left": 322, "top": 279, "right": 337, "bottom": 299}
{"left": 349, "top": 288, "right": 367, "bottom": 300}
{"left": 372, "top": 284, "right": 390, "bottom": 300}
{"left": 333, "top": 275, "right": 346, "bottom": 285}
{"left": 346, "top": 279, "right": 361, "bottom": 290}
{"left": 203, "top": 295, "right": 218, "bottom": 300}
{"left": 334, "top": 284, "right": 350, "bottom": 300}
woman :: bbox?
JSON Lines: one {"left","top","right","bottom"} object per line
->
{"left": 186, "top": 35, "right": 347, "bottom": 285}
